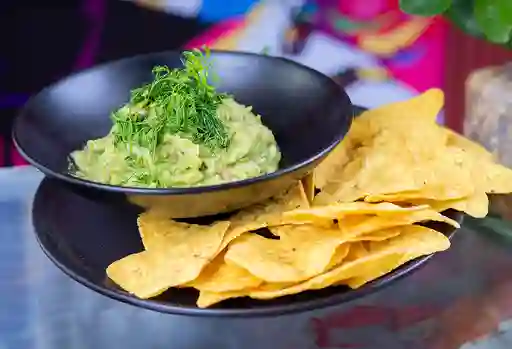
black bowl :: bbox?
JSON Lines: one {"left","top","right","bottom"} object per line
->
{"left": 13, "top": 50, "right": 353, "bottom": 217}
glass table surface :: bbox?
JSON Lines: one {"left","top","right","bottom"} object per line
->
{"left": 1, "top": 166, "right": 512, "bottom": 349}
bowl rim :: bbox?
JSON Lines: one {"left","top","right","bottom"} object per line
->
{"left": 12, "top": 49, "right": 353, "bottom": 196}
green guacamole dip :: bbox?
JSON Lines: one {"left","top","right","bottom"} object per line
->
{"left": 71, "top": 98, "right": 281, "bottom": 188}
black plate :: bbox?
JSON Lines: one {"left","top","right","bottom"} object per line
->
{"left": 33, "top": 177, "right": 464, "bottom": 318}
{"left": 13, "top": 50, "right": 353, "bottom": 218}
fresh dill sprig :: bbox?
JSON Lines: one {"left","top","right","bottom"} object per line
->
{"left": 111, "top": 47, "right": 230, "bottom": 152}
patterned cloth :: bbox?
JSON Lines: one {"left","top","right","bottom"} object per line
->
{"left": 284, "top": 0, "right": 447, "bottom": 92}
{"left": 183, "top": 0, "right": 446, "bottom": 115}
{"left": 131, "top": 0, "right": 259, "bottom": 20}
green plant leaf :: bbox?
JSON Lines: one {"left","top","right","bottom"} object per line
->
{"left": 496, "top": 0, "right": 512, "bottom": 24}
{"left": 474, "top": 0, "right": 512, "bottom": 43}
{"left": 399, "top": 0, "right": 453, "bottom": 16}
{"left": 446, "top": 0, "right": 484, "bottom": 38}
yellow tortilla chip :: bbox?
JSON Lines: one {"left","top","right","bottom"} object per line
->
{"left": 347, "top": 241, "right": 369, "bottom": 259}
{"left": 186, "top": 253, "right": 262, "bottom": 292}
{"left": 440, "top": 192, "right": 489, "bottom": 218}
{"left": 444, "top": 128, "right": 512, "bottom": 194}
{"left": 225, "top": 224, "right": 348, "bottom": 283}
{"left": 349, "top": 228, "right": 401, "bottom": 242}
{"left": 247, "top": 225, "right": 450, "bottom": 300}
{"left": 341, "top": 253, "right": 406, "bottom": 289}
{"left": 312, "top": 91, "right": 478, "bottom": 205}
{"left": 301, "top": 172, "right": 315, "bottom": 204}
{"left": 137, "top": 212, "right": 229, "bottom": 252}
{"left": 197, "top": 290, "right": 246, "bottom": 308}
{"left": 367, "top": 225, "right": 451, "bottom": 254}
{"left": 326, "top": 243, "right": 351, "bottom": 269}
{"left": 314, "top": 90, "right": 444, "bottom": 191}
{"left": 315, "top": 142, "right": 474, "bottom": 204}
{"left": 314, "top": 138, "right": 354, "bottom": 190}
{"left": 331, "top": 242, "right": 370, "bottom": 286}
{"left": 409, "top": 191, "right": 489, "bottom": 218}
{"left": 480, "top": 161, "right": 512, "bottom": 194}
{"left": 352, "top": 94, "right": 445, "bottom": 151}
{"left": 344, "top": 225, "right": 451, "bottom": 288}
{"left": 444, "top": 127, "right": 494, "bottom": 161}
{"left": 338, "top": 208, "right": 459, "bottom": 238}
{"left": 363, "top": 188, "right": 469, "bottom": 203}
{"left": 348, "top": 89, "right": 444, "bottom": 142}
{"left": 106, "top": 220, "right": 230, "bottom": 298}
{"left": 283, "top": 201, "right": 428, "bottom": 227}
{"left": 196, "top": 282, "right": 293, "bottom": 308}
{"left": 310, "top": 90, "right": 508, "bottom": 213}
{"left": 219, "top": 182, "right": 309, "bottom": 250}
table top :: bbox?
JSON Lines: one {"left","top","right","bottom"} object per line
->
{"left": 1, "top": 166, "right": 512, "bottom": 349}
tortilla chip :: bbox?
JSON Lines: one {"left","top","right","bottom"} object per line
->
{"left": 196, "top": 289, "right": 247, "bottom": 308}
{"left": 301, "top": 172, "right": 316, "bottom": 204}
{"left": 480, "top": 161, "right": 512, "bottom": 194}
{"left": 315, "top": 90, "right": 444, "bottom": 190}
{"left": 196, "top": 282, "right": 293, "bottom": 308}
{"left": 444, "top": 128, "right": 512, "bottom": 195}
{"left": 314, "top": 137, "right": 354, "bottom": 190}
{"left": 330, "top": 242, "right": 369, "bottom": 286}
{"left": 341, "top": 253, "right": 407, "bottom": 289}
{"left": 347, "top": 241, "right": 369, "bottom": 259}
{"left": 347, "top": 89, "right": 444, "bottom": 145}
{"left": 225, "top": 224, "right": 348, "bottom": 283}
{"left": 326, "top": 243, "right": 351, "bottom": 269}
{"left": 409, "top": 191, "right": 489, "bottom": 218}
{"left": 345, "top": 225, "right": 451, "bottom": 288}
{"left": 444, "top": 127, "right": 494, "bottom": 161}
{"left": 106, "top": 220, "right": 230, "bottom": 298}
{"left": 219, "top": 182, "right": 309, "bottom": 250}
{"left": 365, "top": 88, "right": 444, "bottom": 125}
{"left": 312, "top": 91, "right": 479, "bottom": 206}
{"left": 247, "top": 225, "right": 450, "bottom": 300}
{"left": 186, "top": 253, "right": 262, "bottom": 292}
{"left": 283, "top": 202, "right": 428, "bottom": 227}
{"left": 349, "top": 228, "right": 402, "bottom": 242}
{"left": 338, "top": 208, "right": 459, "bottom": 238}
{"left": 363, "top": 188, "right": 469, "bottom": 203}
{"left": 315, "top": 142, "right": 474, "bottom": 204}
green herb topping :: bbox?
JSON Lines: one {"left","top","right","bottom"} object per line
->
{"left": 111, "top": 47, "right": 230, "bottom": 152}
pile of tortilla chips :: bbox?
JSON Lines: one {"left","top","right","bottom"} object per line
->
{"left": 106, "top": 89, "right": 512, "bottom": 308}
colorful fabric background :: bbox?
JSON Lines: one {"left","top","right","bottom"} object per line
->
{"left": 138, "top": 0, "right": 447, "bottom": 114}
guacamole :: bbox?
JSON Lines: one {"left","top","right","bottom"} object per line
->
{"left": 71, "top": 98, "right": 281, "bottom": 187}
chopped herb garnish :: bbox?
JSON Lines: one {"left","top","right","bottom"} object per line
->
{"left": 111, "top": 47, "right": 230, "bottom": 152}
{"left": 261, "top": 46, "right": 271, "bottom": 55}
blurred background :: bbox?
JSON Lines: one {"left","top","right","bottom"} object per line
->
{"left": 3, "top": 0, "right": 512, "bottom": 166}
